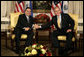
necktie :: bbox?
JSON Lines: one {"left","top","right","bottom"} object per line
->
{"left": 57, "top": 17, "right": 61, "bottom": 28}
{"left": 27, "top": 16, "right": 29, "bottom": 23}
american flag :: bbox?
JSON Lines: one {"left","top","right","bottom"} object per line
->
{"left": 50, "top": 1, "right": 62, "bottom": 19}
{"left": 14, "top": 1, "right": 24, "bottom": 13}
{"left": 50, "top": 1, "right": 62, "bottom": 29}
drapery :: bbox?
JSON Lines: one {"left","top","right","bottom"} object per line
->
{"left": 68, "top": 1, "right": 83, "bottom": 18}
{"left": 1, "top": 1, "right": 15, "bottom": 17}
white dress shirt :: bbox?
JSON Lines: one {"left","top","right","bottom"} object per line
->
{"left": 23, "top": 15, "right": 34, "bottom": 30}
{"left": 57, "top": 14, "right": 61, "bottom": 23}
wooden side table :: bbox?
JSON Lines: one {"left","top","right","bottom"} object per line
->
{"left": 35, "top": 28, "right": 51, "bottom": 43}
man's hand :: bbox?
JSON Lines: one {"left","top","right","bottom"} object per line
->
{"left": 67, "top": 29, "right": 72, "bottom": 33}
{"left": 34, "top": 24, "right": 41, "bottom": 29}
{"left": 25, "top": 27, "right": 30, "bottom": 31}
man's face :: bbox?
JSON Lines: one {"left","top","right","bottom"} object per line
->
{"left": 25, "top": 9, "right": 31, "bottom": 16}
{"left": 54, "top": 8, "right": 61, "bottom": 16}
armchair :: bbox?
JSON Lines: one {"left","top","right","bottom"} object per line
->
{"left": 10, "top": 12, "right": 33, "bottom": 50}
{"left": 56, "top": 13, "right": 78, "bottom": 50}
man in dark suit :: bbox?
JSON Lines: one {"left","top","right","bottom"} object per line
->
{"left": 35, "top": 7, "right": 75, "bottom": 55}
{"left": 14, "top": 7, "right": 35, "bottom": 53}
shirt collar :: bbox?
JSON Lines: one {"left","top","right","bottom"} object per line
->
{"left": 25, "top": 14, "right": 29, "bottom": 17}
{"left": 57, "top": 14, "right": 61, "bottom": 18}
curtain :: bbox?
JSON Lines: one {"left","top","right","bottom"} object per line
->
{"left": 1, "top": 1, "right": 7, "bottom": 17}
{"left": 1, "top": 1, "right": 15, "bottom": 18}
{"left": 6, "top": 1, "right": 15, "bottom": 18}
{"left": 68, "top": 1, "right": 83, "bottom": 18}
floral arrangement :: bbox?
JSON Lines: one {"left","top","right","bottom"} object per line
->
{"left": 21, "top": 44, "right": 52, "bottom": 56}
{"left": 34, "top": 14, "right": 50, "bottom": 23}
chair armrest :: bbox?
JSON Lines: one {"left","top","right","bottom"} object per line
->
{"left": 10, "top": 28, "right": 14, "bottom": 31}
{"left": 73, "top": 29, "right": 78, "bottom": 40}
{"left": 9, "top": 27, "right": 14, "bottom": 34}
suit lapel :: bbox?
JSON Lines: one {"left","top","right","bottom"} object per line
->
{"left": 61, "top": 13, "right": 64, "bottom": 28}
{"left": 24, "top": 14, "right": 28, "bottom": 22}
{"left": 24, "top": 14, "right": 31, "bottom": 23}
{"left": 29, "top": 16, "right": 31, "bottom": 23}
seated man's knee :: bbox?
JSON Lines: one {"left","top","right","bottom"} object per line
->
{"left": 27, "top": 32, "right": 34, "bottom": 36}
{"left": 66, "top": 32, "right": 73, "bottom": 36}
{"left": 52, "top": 31, "right": 59, "bottom": 37}
{"left": 30, "top": 31, "right": 34, "bottom": 35}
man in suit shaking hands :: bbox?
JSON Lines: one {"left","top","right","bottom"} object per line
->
{"left": 35, "top": 7, "right": 75, "bottom": 55}
{"left": 14, "top": 7, "right": 35, "bottom": 53}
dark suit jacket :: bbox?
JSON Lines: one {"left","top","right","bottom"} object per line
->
{"left": 41, "top": 13, "right": 75, "bottom": 32}
{"left": 14, "top": 14, "right": 34, "bottom": 32}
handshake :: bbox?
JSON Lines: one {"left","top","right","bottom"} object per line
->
{"left": 24, "top": 24, "right": 41, "bottom": 31}
{"left": 33, "top": 24, "right": 41, "bottom": 29}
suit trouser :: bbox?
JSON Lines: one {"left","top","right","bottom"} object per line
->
{"left": 14, "top": 29, "right": 34, "bottom": 51}
{"left": 51, "top": 30, "right": 73, "bottom": 53}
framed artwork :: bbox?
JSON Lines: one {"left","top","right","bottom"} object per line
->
{"left": 33, "top": 1, "right": 52, "bottom": 13}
